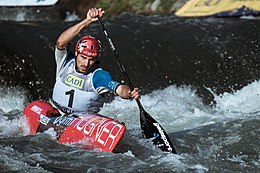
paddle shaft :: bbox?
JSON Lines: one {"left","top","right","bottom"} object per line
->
{"left": 97, "top": 17, "right": 144, "bottom": 110}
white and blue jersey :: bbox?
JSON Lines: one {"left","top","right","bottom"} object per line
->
{"left": 52, "top": 47, "right": 120, "bottom": 114}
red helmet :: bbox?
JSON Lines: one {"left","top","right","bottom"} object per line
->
{"left": 75, "top": 35, "right": 101, "bottom": 59}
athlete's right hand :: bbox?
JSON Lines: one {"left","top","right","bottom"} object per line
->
{"left": 86, "top": 8, "right": 104, "bottom": 22}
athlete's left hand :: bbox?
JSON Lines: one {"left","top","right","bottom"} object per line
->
{"left": 129, "top": 87, "right": 140, "bottom": 100}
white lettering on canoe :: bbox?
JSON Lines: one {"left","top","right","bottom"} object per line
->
{"left": 73, "top": 116, "right": 124, "bottom": 150}
{"left": 103, "top": 122, "right": 123, "bottom": 150}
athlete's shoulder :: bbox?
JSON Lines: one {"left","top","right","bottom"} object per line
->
{"left": 93, "top": 68, "right": 111, "bottom": 78}
{"left": 92, "top": 69, "right": 120, "bottom": 92}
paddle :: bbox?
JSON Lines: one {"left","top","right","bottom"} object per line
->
{"left": 98, "top": 17, "right": 177, "bottom": 154}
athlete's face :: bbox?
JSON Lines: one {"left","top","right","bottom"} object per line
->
{"left": 76, "top": 54, "right": 96, "bottom": 73}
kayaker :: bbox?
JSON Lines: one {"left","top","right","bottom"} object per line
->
{"left": 51, "top": 7, "right": 140, "bottom": 115}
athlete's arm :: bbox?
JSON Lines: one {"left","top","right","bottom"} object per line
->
{"left": 92, "top": 70, "right": 140, "bottom": 100}
{"left": 56, "top": 8, "right": 104, "bottom": 49}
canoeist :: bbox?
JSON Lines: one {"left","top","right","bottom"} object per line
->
{"left": 51, "top": 7, "right": 140, "bottom": 115}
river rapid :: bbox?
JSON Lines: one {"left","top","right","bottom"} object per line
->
{"left": 0, "top": 13, "right": 259, "bottom": 173}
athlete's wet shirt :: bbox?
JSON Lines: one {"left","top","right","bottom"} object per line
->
{"left": 52, "top": 47, "right": 120, "bottom": 114}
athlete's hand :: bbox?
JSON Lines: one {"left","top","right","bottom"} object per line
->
{"left": 86, "top": 8, "right": 104, "bottom": 22}
{"left": 116, "top": 85, "right": 140, "bottom": 100}
{"left": 129, "top": 87, "right": 140, "bottom": 100}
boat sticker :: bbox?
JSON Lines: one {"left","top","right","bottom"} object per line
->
{"left": 39, "top": 114, "right": 51, "bottom": 125}
{"left": 30, "top": 105, "right": 42, "bottom": 115}
{"left": 65, "top": 74, "right": 84, "bottom": 89}
{"left": 53, "top": 115, "right": 75, "bottom": 126}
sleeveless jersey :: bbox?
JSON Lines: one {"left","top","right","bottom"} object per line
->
{"left": 52, "top": 47, "right": 120, "bottom": 114}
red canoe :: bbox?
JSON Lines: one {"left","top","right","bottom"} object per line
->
{"left": 23, "top": 100, "right": 126, "bottom": 152}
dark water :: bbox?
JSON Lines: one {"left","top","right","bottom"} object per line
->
{"left": 0, "top": 13, "right": 259, "bottom": 172}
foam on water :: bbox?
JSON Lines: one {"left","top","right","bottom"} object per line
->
{"left": 0, "top": 116, "right": 24, "bottom": 138}
{"left": 0, "top": 82, "right": 259, "bottom": 172}
{"left": 100, "top": 80, "right": 260, "bottom": 137}
{"left": 0, "top": 86, "right": 30, "bottom": 138}
{"left": 1, "top": 80, "right": 259, "bottom": 137}
{"left": 214, "top": 80, "right": 260, "bottom": 114}
{"left": 101, "top": 83, "right": 258, "bottom": 133}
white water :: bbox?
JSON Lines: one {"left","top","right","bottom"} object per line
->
{"left": 101, "top": 80, "right": 260, "bottom": 133}
{"left": 1, "top": 80, "right": 260, "bottom": 137}
{"left": 214, "top": 80, "right": 260, "bottom": 114}
{"left": 0, "top": 87, "right": 27, "bottom": 113}
{"left": 0, "top": 81, "right": 259, "bottom": 172}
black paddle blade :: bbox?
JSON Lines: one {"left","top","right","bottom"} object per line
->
{"left": 140, "top": 108, "right": 177, "bottom": 154}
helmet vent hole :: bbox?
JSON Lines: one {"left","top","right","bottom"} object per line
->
{"left": 91, "top": 45, "right": 94, "bottom": 50}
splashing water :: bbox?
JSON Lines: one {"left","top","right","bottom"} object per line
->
{"left": 0, "top": 87, "right": 27, "bottom": 113}
{"left": 0, "top": 82, "right": 259, "bottom": 172}
{"left": 214, "top": 80, "right": 260, "bottom": 114}
{"left": 101, "top": 82, "right": 260, "bottom": 133}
